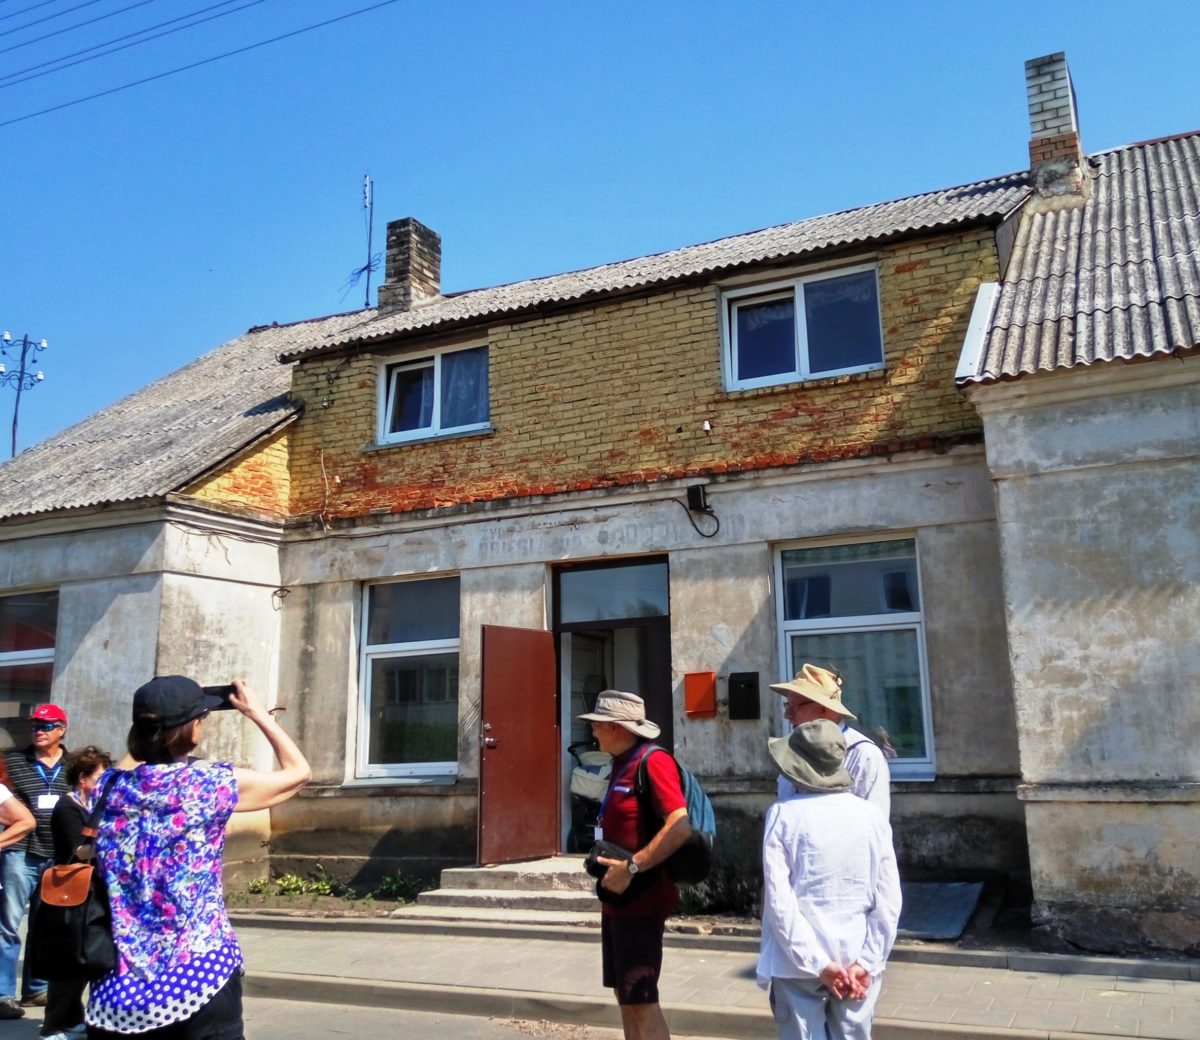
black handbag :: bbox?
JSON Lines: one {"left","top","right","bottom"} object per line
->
{"left": 27, "top": 773, "right": 119, "bottom": 981}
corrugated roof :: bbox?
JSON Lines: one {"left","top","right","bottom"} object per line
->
{"left": 963, "top": 132, "right": 1200, "bottom": 384}
{"left": 281, "top": 171, "right": 1031, "bottom": 361}
{"left": 0, "top": 165, "right": 1056, "bottom": 524}
{"left": 0, "top": 311, "right": 366, "bottom": 521}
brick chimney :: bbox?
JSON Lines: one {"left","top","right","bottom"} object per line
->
{"left": 1025, "top": 52, "right": 1087, "bottom": 200}
{"left": 377, "top": 217, "right": 441, "bottom": 314}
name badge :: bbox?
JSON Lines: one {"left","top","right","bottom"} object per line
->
{"left": 593, "top": 826, "right": 604, "bottom": 841}
{"left": 37, "top": 794, "right": 60, "bottom": 811}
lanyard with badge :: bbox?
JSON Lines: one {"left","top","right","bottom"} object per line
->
{"left": 594, "top": 745, "right": 653, "bottom": 842}
{"left": 35, "top": 760, "right": 62, "bottom": 812}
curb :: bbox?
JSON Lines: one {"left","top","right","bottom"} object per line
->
{"left": 242, "top": 970, "right": 1128, "bottom": 1040}
{"left": 230, "top": 912, "right": 1200, "bottom": 981}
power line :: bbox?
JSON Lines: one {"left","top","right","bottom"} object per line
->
{"left": 0, "top": 0, "right": 105, "bottom": 39}
{"left": 1, "top": 0, "right": 160, "bottom": 54}
{"left": 0, "top": 0, "right": 403, "bottom": 128}
{"left": 0, "top": 0, "right": 67, "bottom": 25}
{"left": 0, "top": 0, "right": 264, "bottom": 89}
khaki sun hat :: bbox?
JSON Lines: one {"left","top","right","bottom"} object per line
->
{"left": 769, "top": 663, "right": 857, "bottom": 721}
{"left": 578, "top": 689, "right": 661, "bottom": 740}
{"left": 768, "top": 719, "right": 852, "bottom": 794}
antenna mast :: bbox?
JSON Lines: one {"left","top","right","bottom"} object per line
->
{"left": 363, "top": 174, "right": 375, "bottom": 308}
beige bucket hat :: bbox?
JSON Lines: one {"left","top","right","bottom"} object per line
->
{"left": 769, "top": 663, "right": 857, "bottom": 721}
{"left": 768, "top": 719, "right": 853, "bottom": 794}
{"left": 578, "top": 689, "right": 661, "bottom": 740}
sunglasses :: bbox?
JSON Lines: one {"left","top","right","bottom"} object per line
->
{"left": 30, "top": 721, "right": 64, "bottom": 732}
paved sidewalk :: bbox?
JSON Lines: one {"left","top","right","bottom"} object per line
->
{"left": 234, "top": 917, "right": 1200, "bottom": 1040}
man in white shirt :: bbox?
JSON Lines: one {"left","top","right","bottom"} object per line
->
{"left": 770, "top": 664, "right": 890, "bottom": 819}
{"left": 758, "top": 719, "right": 901, "bottom": 1040}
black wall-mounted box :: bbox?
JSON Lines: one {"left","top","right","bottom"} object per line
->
{"left": 728, "top": 672, "right": 760, "bottom": 720}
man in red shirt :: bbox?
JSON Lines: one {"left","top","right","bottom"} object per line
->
{"left": 579, "top": 690, "right": 691, "bottom": 1040}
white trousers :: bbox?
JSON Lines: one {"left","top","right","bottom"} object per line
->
{"left": 768, "top": 974, "right": 882, "bottom": 1040}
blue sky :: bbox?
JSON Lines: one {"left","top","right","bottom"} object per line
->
{"left": 2, "top": 0, "right": 1198, "bottom": 452}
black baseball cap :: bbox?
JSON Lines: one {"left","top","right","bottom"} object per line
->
{"left": 132, "top": 676, "right": 231, "bottom": 728}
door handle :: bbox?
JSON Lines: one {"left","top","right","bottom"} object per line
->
{"left": 483, "top": 735, "right": 498, "bottom": 749}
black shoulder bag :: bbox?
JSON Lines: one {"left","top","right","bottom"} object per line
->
{"left": 27, "top": 772, "right": 120, "bottom": 981}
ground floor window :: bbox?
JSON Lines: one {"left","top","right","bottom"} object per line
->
{"left": 358, "top": 576, "right": 460, "bottom": 779}
{"left": 776, "top": 538, "right": 934, "bottom": 779}
{"left": 0, "top": 590, "right": 58, "bottom": 750}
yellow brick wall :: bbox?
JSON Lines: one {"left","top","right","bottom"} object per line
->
{"left": 288, "top": 228, "right": 998, "bottom": 520}
{"left": 186, "top": 426, "right": 292, "bottom": 517}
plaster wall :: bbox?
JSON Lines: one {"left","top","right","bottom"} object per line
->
{"left": 53, "top": 573, "right": 163, "bottom": 753}
{"left": 0, "top": 514, "right": 290, "bottom": 876}
{"left": 972, "top": 363, "right": 1200, "bottom": 952}
{"left": 979, "top": 373, "right": 1200, "bottom": 784}
{"left": 667, "top": 542, "right": 776, "bottom": 778}
{"left": 275, "top": 449, "right": 1023, "bottom": 878}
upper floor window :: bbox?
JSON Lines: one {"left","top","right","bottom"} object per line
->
{"left": 0, "top": 590, "right": 58, "bottom": 748}
{"left": 722, "top": 265, "right": 883, "bottom": 390}
{"left": 379, "top": 344, "right": 489, "bottom": 443}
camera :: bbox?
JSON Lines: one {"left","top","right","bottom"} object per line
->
{"left": 202, "top": 684, "right": 237, "bottom": 710}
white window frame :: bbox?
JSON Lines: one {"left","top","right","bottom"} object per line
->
{"left": 376, "top": 341, "right": 490, "bottom": 444}
{"left": 356, "top": 579, "right": 460, "bottom": 781}
{"left": 721, "top": 263, "right": 884, "bottom": 391}
{"left": 774, "top": 536, "right": 935, "bottom": 780}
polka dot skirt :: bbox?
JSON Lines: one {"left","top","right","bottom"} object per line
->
{"left": 86, "top": 945, "right": 243, "bottom": 1034}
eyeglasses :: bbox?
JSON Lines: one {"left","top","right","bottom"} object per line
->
{"left": 30, "top": 721, "right": 63, "bottom": 733}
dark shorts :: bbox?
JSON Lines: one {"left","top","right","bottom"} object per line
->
{"left": 601, "top": 913, "right": 666, "bottom": 1006}
{"left": 87, "top": 972, "right": 243, "bottom": 1040}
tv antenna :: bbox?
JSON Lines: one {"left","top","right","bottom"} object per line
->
{"left": 346, "top": 174, "right": 382, "bottom": 308}
{"left": 362, "top": 174, "right": 376, "bottom": 308}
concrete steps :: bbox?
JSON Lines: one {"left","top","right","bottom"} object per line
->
{"left": 408, "top": 854, "right": 601, "bottom": 923}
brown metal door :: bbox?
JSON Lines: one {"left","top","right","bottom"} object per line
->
{"left": 478, "top": 624, "right": 559, "bottom": 864}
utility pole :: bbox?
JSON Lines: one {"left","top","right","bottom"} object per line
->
{"left": 0, "top": 331, "right": 48, "bottom": 458}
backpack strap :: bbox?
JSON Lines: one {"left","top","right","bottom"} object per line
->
{"left": 634, "top": 744, "right": 682, "bottom": 844}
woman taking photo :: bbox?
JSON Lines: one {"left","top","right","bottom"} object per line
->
{"left": 86, "top": 676, "right": 310, "bottom": 1040}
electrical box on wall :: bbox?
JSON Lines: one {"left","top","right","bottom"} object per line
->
{"left": 684, "top": 671, "right": 717, "bottom": 717}
{"left": 728, "top": 672, "right": 760, "bottom": 720}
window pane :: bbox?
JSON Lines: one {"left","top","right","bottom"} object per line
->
{"left": 735, "top": 296, "right": 796, "bottom": 381}
{"left": 781, "top": 540, "right": 918, "bottom": 619}
{"left": 366, "top": 653, "right": 458, "bottom": 765}
{"left": 0, "top": 661, "right": 54, "bottom": 750}
{"left": 440, "top": 347, "right": 489, "bottom": 429}
{"left": 368, "top": 577, "right": 460, "bottom": 645}
{"left": 804, "top": 270, "right": 882, "bottom": 374}
{"left": 387, "top": 362, "right": 434, "bottom": 433}
{"left": 789, "top": 628, "right": 926, "bottom": 758}
{"left": 0, "top": 591, "right": 58, "bottom": 653}
{"left": 559, "top": 561, "right": 669, "bottom": 623}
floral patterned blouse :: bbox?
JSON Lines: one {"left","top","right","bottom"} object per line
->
{"left": 86, "top": 761, "right": 242, "bottom": 1034}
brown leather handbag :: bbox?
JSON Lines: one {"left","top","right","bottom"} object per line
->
{"left": 27, "top": 774, "right": 119, "bottom": 981}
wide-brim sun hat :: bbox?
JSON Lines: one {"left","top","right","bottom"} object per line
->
{"left": 769, "top": 662, "right": 857, "bottom": 721}
{"left": 768, "top": 719, "right": 852, "bottom": 794}
{"left": 578, "top": 689, "right": 661, "bottom": 740}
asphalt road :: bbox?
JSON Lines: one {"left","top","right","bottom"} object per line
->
{"left": 12, "top": 998, "right": 734, "bottom": 1040}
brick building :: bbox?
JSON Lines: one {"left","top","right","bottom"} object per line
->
{"left": 1, "top": 54, "right": 1196, "bottom": 954}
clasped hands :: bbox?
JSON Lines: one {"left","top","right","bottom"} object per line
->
{"left": 818, "top": 961, "right": 871, "bottom": 1001}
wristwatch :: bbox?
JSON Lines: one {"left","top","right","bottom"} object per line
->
{"left": 627, "top": 859, "right": 639, "bottom": 875}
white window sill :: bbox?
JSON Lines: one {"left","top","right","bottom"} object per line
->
{"left": 366, "top": 426, "right": 494, "bottom": 451}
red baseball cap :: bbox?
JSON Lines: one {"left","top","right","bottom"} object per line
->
{"left": 30, "top": 704, "right": 67, "bottom": 725}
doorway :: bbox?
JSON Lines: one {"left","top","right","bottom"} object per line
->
{"left": 554, "top": 557, "right": 671, "bottom": 850}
